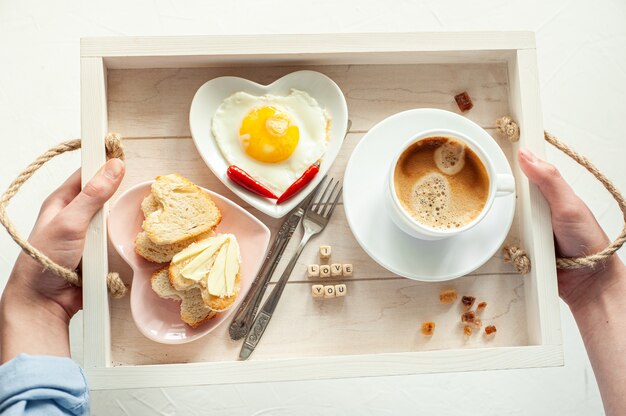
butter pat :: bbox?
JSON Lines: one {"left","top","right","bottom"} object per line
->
{"left": 224, "top": 237, "right": 240, "bottom": 296}
{"left": 179, "top": 234, "right": 228, "bottom": 281}
{"left": 205, "top": 234, "right": 241, "bottom": 298}
{"left": 173, "top": 234, "right": 226, "bottom": 264}
{"left": 207, "top": 240, "right": 228, "bottom": 297}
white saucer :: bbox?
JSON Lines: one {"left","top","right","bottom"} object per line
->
{"left": 343, "top": 109, "right": 516, "bottom": 282}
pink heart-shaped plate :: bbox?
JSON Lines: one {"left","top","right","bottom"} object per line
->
{"left": 107, "top": 181, "right": 271, "bottom": 344}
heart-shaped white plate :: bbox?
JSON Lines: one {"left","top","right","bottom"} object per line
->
{"left": 189, "top": 70, "right": 349, "bottom": 218}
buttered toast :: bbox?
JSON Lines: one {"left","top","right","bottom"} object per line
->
{"left": 135, "top": 174, "right": 242, "bottom": 328}
{"left": 169, "top": 234, "right": 241, "bottom": 312}
{"left": 150, "top": 268, "right": 216, "bottom": 328}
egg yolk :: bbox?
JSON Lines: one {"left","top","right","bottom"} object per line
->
{"left": 239, "top": 106, "right": 299, "bottom": 163}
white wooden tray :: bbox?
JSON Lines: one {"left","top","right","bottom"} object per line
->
{"left": 80, "top": 32, "right": 562, "bottom": 390}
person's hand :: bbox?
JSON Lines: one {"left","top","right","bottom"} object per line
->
{"left": 518, "top": 148, "right": 625, "bottom": 311}
{"left": 2, "top": 159, "right": 125, "bottom": 323}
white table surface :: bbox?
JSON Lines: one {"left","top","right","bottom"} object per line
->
{"left": 1, "top": 1, "right": 624, "bottom": 414}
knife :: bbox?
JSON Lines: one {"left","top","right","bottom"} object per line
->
{"left": 228, "top": 198, "right": 308, "bottom": 340}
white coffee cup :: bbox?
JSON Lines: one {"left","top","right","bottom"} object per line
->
{"left": 385, "top": 128, "right": 515, "bottom": 240}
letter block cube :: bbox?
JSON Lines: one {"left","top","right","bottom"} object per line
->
{"left": 319, "top": 264, "right": 331, "bottom": 278}
{"left": 319, "top": 245, "right": 331, "bottom": 259}
{"left": 342, "top": 264, "right": 353, "bottom": 276}
{"left": 307, "top": 264, "right": 320, "bottom": 278}
{"left": 324, "top": 285, "right": 335, "bottom": 298}
{"left": 335, "top": 284, "right": 347, "bottom": 297}
{"left": 311, "top": 285, "right": 324, "bottom": 298}
{"left": 331, "top": 264, "right": 342, "bottom": 277}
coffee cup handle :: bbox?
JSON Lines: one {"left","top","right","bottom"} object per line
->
{"left": 495, "top": 174, "right": 515, "bottom": 197}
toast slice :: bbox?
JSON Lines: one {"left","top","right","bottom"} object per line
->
{"left": 143, "top": 174, "right": 222, "bottom": 245}
{"left": 200, "top": 273, "right": 241, "bottom": 312}
{"left": 135, "top": 192, "right": 215, "bottom": 263}
{"left": 135, "top": 231, "right": 214, "bottom": 264}
{"left": 168, "top": 255, "right": 203, "bottom": 291}
{"left": 150, "top": 268, "right": 216, "bottom": 328}
{"left": 168, "top": 234, "right": 241, "bottom": 312}
{"left": 141, "top": 194, "right": 160, "bottom": 217}
{"left": 169, "top": 257, "right": 240, "bottom": 312}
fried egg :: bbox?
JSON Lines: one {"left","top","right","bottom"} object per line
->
{"left": 212, "top": 89, "right": 329, "bottom": 196}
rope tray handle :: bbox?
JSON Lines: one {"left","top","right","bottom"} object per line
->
{"left": 0, "top": 134, "right": 127, "bottom": 298}
{"left": 497, "top": 116, "right": 626, "bottom": 273}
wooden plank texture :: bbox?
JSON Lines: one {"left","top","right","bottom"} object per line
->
{"left": 89, "top": 344, "right": 562, "bottom": 390}
{"left": 507, "top": 51, "right": 561, "bottom": 345}
{"left": 81, "top": 57, "right": 111, "bottom": 368}
{"left": 103, "top": 61, "right": 539, "bottom": 368}
{"left": 81, "top": 32, "right": 534, "bottom": 69}
{"left": 108, "top": 133, "right": 521, "bottom": 284}
{"left": 107, "top": 64, "right": 510, "bottom": 138}
{"left": 110, "top": 274, "right": 527, "bottom": 366}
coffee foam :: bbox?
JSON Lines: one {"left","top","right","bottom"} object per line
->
{"left": 434, "top": 139, "right": 465, "bottom": 175}
{"left": 408, "top": 173, "right": 453, "bottom": 228}
{"left": 394, "top": 136, "right": 490, "bottom": 230}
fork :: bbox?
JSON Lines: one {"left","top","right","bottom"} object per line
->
{"left": 239, "top": 176, "right": 342, "bottom": 360}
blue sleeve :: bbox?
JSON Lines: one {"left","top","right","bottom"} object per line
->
{"left": 0, "top": 354, "right": 89, "bottom": 415}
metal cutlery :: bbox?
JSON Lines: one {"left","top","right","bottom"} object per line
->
{"left": 239, "top": 176, "right": 342, "bottom": 360}
{"left": 230, "top": 123, "right": 351, "bottom": 341}
{"left": 228, "top": 197, "right": 310, "bottom": 340}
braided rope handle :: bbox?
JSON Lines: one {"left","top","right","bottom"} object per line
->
{"left": 497, "top": 116, "right": 626, "bottom": 272}
{"left": 0, "top": 134, "right": 127, "bottom": 298}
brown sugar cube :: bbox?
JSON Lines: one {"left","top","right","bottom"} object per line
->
{"left": 461, "top": 311, "right": 476, "bottom": 324}
{"left": 454, "top": 91, "right": 473, "bottom": 112}
{"left": 311, "top": 285, "right": 324, "bottom": 298}
{"left": 485, "top": 325, "right": 497, "bottom": 336}
{"left": 319, "top": 245, "right": 331, "bottom": 259}
{"left": 463, "top": 325, "right": 473, "bottom": 337}
{"left": 342, "top": 264, "right": 353, "bottom": 277}
{"left": 473, "top": 318, "right": 483, "bottom": 329}
{"left": 421, "top": 321, "right": 435, "bottom": 336}
{"left": 461, "top": 296, "right": 476, "bottom": 310}
{"left": 320, "top": 264, "right": 331, "bottom": 278}
{"left": 324, "top": 285, "right": 336, "bottom": 298}
{"left": 439, "top": 289, "right": 458, "bottom": 304}
{"left": 476, "top": 301, "right": 487, "bottom": 313}
{"left": 307, "top": 264, "right": 320, "bottom": 278}
{"left": 335, "top": 283, "right": 347, "bottom": 297}
{"left": 331, "top": 264, "right": 343, "bottom": 277}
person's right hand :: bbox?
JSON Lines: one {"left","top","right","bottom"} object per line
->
{"left": 518, "top": 148, "right": 625, "bottom": 311}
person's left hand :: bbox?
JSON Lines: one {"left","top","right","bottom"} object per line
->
{"left": 3, "top": 159, "right": 125, "bottom": 322}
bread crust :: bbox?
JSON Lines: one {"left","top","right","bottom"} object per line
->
{"left": 135, "top": 230, "right": 213, "bottom": 264}
{"left": 135, "top": 176, "right": 219, "bottom": 263}
{"left": 200, "top": 273, "right": 241, "bottom": 312}
{"left": 150, "top": 268, "right": 216, "bottom": 328}
{"left": 168, "top": 256, "right": 203, "bottom": 291}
